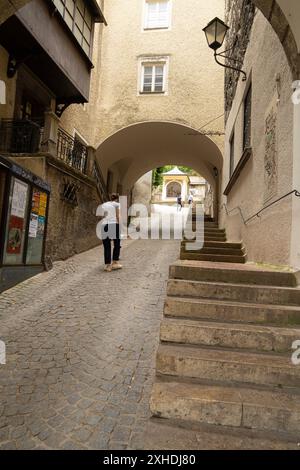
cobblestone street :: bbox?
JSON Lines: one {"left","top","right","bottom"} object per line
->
{"left": 0, "top": 239, "right": 179, "bottom": 450}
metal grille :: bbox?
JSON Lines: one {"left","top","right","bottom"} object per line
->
{"left": 0, "top": 119, "right": 44, "bottom": 153}
{"left": 243, "top": 85, "right": 252, "bottom": 150}
{"left": 93, "top": 161, "right": 109, "bottom": 202}
{"left": 57, "top": 128, "right": 87, "bottom": 174}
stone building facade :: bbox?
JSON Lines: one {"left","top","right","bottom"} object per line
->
{"left": 221, "top": 1, "right": 300, "bottom": 267}
{"left": 90, "top": 0, "right": 225, "bottom": 194}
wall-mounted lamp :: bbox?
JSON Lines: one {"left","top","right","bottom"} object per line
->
{"left": 203, "top": 17, "right": 247, "bottom": 81}
{"left": 213, "top": 167, "right": 219, "bottom": 178}
{"left": 7, "top": 55, "right": 18, "bottom": 79}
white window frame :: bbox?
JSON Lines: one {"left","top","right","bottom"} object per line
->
{"left": 143, "top": 0, "right": 172, "bottom": 31}
{"left": 138, "top": 56, "right": 169, "bottom": 95}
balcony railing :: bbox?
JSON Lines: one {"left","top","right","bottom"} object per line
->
{"left": 0, "top": 118, "right": 44, "bottom": 153}
{"left": 57, "top": 127, "right": 88, "bottom": 175}
{"left": 93, "top": 160, "right": 109, "bottom": 202}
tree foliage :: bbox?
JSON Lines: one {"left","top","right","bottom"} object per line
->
{"left": 152, "top": 165, "right": 197, "bottom": 188}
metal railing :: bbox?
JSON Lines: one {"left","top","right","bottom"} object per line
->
{"left": 93, "top": 160, "right": 109, "bottom": 202}
{"left": 0, "top": 118, "right": 44, "bottom": 153}
{"left": 222, "top": 189, "right": 300, "bottom": 225}
{"left": 57, "top": 127, "right": 88, "bottom": 175}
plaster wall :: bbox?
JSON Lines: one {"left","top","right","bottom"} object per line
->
{"left": 221, "top": 10, "right": 295, "bottom": 266}
{"left": 93, "top": 0, "right": 225, "bottom": 183}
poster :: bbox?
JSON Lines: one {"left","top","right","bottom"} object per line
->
{"left": 38, "top": 193, "right": 47, "bottom": 217}
{"left": 6, "top": 215, "right": 24, "bottom": 254}
{"left": 37, "top": 216, "right": 45, "bottom": 238}
{"left": 31, "top": 190, "right": 40, "bottom": 215}
{"left": 31, "top": 190, "right": 47, "bottom": 217}
{"left": 11, "top": 179, "right": 28, "bottom": 218}
{"left": 28, "top": 213, "right": 39, "bottom": 238}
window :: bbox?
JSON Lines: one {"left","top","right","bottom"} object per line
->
{"left": 141, "top": 62, "right": 166, "bottom": 93}
{"left": 243, "top": 84, "right": 252, "bottom": 150}
{"left": 229, "top": 132, "right": 235, "bottom": 177}
{"left": 53, "top": 0, "right": 93, "bottom": 57}
{"left": 144, "top": 0, "right": 170, "bottom": 29}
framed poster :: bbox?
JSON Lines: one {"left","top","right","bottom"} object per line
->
{"left": 11, "top": 179, "right": 28, "bottom": 219}
{"left": 26, "top": 189, "right": 48, "bottom": 265}
{"left": 6, "top": 215, "right": 24, "bottom": 254}
{"left": 28, "top": 213, "right": 39, "bottom": 238}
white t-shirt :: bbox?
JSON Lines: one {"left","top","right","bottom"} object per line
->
{"left": 101, "top": 201, "right": 120, "bottom": 224}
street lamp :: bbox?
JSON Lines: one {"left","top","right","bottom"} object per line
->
{"left": 203, "top": 17, "right": 247, "bottom": 81}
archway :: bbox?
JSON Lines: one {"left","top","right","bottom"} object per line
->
{"left": 95, "top": 121, "right": 223, "bottom": 217}
{"left": 253, "top": 0, "right": 300, "bottom": 77}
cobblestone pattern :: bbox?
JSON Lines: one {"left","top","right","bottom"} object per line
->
{"left": 0, "top": 239, "right": 179, "bottom": 449}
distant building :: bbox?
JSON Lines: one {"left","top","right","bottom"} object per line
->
{"left": 152, "top": 167, "right": 207, "bottom": 204}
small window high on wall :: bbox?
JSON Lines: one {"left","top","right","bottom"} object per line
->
{"left": 243, "top": 84, "right": 252, "bottom": 150}
{"left": 144, "top": 0, "right": 171, "bottom": 30}
{"left": 141, "top": 62, "right": 167, "bottom": 93}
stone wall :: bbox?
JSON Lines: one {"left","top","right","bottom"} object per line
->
{"left": 225, "top": 0, "right": 256, "bottom": 120}
{"left": 8, "top": 155, "right": 101, "bottom": 262}
{"left": 221, "top": 10, "right": 295, "bottom": 266}
{"left": 132, "top": 172, "right": 152, "bottom": 210}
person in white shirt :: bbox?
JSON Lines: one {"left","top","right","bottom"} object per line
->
{"left": 100, "top": 193, "right": 122, "bottom": 272}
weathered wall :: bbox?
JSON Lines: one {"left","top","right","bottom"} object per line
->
{"left": 132, "top": 171, "right": 152, "bottom": 210}
{"left": 224, "top": 0, "right": 256, "bottom": 120}
{"left": 0, "top": 0, "right": 31, "bottom": 25}
{"left": 221, "top": 8, "right": 295, "bottom": 266}
{"left": 0, "top": 45, "right": 17, "bottom": 119}
{"left": 8, "top": 155, "right": 101, "bottom": 261}
{"left": 93, "top": 0, "right": 225, "bottom": 185}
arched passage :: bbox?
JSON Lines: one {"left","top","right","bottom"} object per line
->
{"left": 96, "top": 121, "right": 223, "bottom": 187}
{"left": 253, "top": 0, "right": 300, "bottom": 77}
{"left": 95, "top": 121, "right": 223, "bottom": 220}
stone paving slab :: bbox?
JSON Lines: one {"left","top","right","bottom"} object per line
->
{"left": 0, "top": 239, "right": 179, "bottom": 450}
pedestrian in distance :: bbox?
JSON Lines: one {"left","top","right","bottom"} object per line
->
{"left": 177, "top": 194, "right": 183, "bottom": 212}
{"left": 100, "top": 193, "right": 123, "bottom": 272}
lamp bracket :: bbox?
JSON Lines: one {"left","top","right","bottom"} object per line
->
{"left": 214, "top": 50, "right": 247, "bottom": 81}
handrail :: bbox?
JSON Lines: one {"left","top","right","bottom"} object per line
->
{"left": 222, "top": 203, "right": 246, "bottom": 224}
{"left": 244, "top": 190, "right": 300, "bottom": 225}
{"left": 222, "top": 189, "right": 300, "bottom": 225}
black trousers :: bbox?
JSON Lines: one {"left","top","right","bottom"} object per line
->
{"left": 102, "top": 224, "right": 121, "bottom": 265}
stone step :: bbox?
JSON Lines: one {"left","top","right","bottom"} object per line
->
{"left": 156, "top": 344, "right": 300, "bottom": 388}
{"left": 190, "top": 227, "right": 226, "bottom": 235}
{"left": 169, "top": 260, "right": 300, "bottom": 287}
{"left": 189, "top": 235, "right": 229, "bottom": 242}
{"left": 180, "top": 252, "right": 247, "bottom": 263}
{"left": 183, "top": 236, "right": 228, "bottom": 242}
{"left": 182, "top": 240, "right": 244, "bottom": 249}
{"left": 167, "top": 279, "right": 300, "bottom": 306}
{"left": 150, "top": 380, "right": 300, "bottom": 435}
{"left": 164, "top": 296, "right": 300, "bottom": 326}
{"left": 181, "top": 247, "right": 245, "bottom": 256}
{"left": 160, "top": 318, "right": 300, "bottom": 352}
{"left": 144, "top": 418, "right": 299, "bottom": 449}
{"left": 181, "top": 242, "right": 245, "bottom": 253}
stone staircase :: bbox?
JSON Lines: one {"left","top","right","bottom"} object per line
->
{"left": 181, "top": 218, "right": 247, "bottom": 264}
{"left": 148, "top": 219, "right": 300, "bottom": 449}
